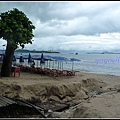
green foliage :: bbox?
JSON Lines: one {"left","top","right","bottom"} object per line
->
{"left": 0, "top": 8, "right": 35, "bottom": 49}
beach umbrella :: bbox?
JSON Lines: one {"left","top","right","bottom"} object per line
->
{"left": 32, "top": 54, "right": 40, "bottom": 59}
{"left": 19, "top": 53, "right": 24, "bottom": 65}
{"left": 0, "top": 54, "right": 3, "bottom": 61}
{"left": 44, "top": 55, "right": 54, "bottom": 69}
{"left": 28, "top": 53, "right": 32, "bottom": 64}
{"left": 49, "top": 56, "right": 69, "bottom": 70}
{"left": 70, "top": 58, "right": 81, "bottom": 62}
{"left": 12, "top": 55, "right": 16, "bottom": 62}
{"left": 32, "top": 54, "right": 40, "bottom": 67}
{"left": 12, "top": 55, "right": 16, "bottom": 64}
{"left": 69, "top": 58, "right": 81, "bottom": 71}
{"left": 40, "top": 53, "right": 45, "bottom": 68}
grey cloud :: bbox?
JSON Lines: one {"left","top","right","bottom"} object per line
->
{"left": 1, "top": 2, "right": 120, "bottom": 36}
{"left": 1, "top": 1, "right": 120, "bottom": 52}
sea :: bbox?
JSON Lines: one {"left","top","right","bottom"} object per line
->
{"left": 13, "top": 52, "right": 120, "bottom": 77}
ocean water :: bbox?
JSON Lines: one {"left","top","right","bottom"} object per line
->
{"left": 15, "top": 52, "right": 120, "bottom": 76}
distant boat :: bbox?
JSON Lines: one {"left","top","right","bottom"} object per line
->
{"left": 75, "top": 53, "right": 78, "bottom": 55}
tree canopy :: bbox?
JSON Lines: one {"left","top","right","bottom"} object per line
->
{"left": 0, "top": 8, "right": 35, "bottom": 77}
{"left": 0, "top": 8, "right": 35, "bottom": 49}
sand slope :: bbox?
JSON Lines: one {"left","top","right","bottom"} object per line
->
{"left": 0, "top": 71, "right": 120, "bottom": 118}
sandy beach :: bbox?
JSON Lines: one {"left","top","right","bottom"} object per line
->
{"left": 0, "top": 70, "right": 120, "bottom": 118}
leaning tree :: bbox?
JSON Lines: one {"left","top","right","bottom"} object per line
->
{"left": 0, "top": 8, "right": 35, "bottom": 77}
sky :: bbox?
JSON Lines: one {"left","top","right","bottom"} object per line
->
{"left": 1, "top": 1, "right": 120, "bottom": 53}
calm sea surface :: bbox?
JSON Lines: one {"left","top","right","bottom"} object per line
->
{"left": 15, "top": 52, "right": 120, "bottom": 76}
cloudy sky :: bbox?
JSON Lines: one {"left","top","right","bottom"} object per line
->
{"left": 1, "top": 1, "right": 120, "bottom": 53}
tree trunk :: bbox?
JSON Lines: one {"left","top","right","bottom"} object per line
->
{"left": 1, "top": 43, "right": 15, "bottom": 77}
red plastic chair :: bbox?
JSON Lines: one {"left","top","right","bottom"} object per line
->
{"left": 11, "top": 66, "right": 20, "bottom": 77}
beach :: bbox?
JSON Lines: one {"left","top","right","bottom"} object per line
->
{"left": 0, "top": 70, "right": 120, "bottom": 118}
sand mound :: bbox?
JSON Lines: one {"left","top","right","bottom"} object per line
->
{"left": 0, "top": 75, "right": 105, "bottom": 104}
{"left": 1, "top": 71, "right": 120, "bottom": 118}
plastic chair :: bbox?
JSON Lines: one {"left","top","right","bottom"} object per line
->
{"left": 11, "top": 66, "right": 20, "bottom": 77}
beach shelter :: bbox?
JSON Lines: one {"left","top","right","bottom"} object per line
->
{"left": 28, "top": 53, "right": 32, "bottom": 64}
{"left": 40, "top": 53, "right": 45, "bottom": 68}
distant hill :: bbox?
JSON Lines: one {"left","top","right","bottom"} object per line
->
{"left": 15, "top": 49, "right": 60, "bottom": 53}
{"left": 1, "top": 48, "right": 120, "bottom": 54}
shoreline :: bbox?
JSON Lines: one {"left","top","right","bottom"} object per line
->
{"left": 81, "top": 70, "right": 120, "bottom": 77}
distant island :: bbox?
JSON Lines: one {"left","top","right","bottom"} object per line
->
{"left": 87, "top": 51, "right": 120, "bottom": 54}
{"left": 15, "top": 49, "right": 60, "bottom": 53}
{"left": 1, "top": 48, "right": 120, "bottom": 54}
